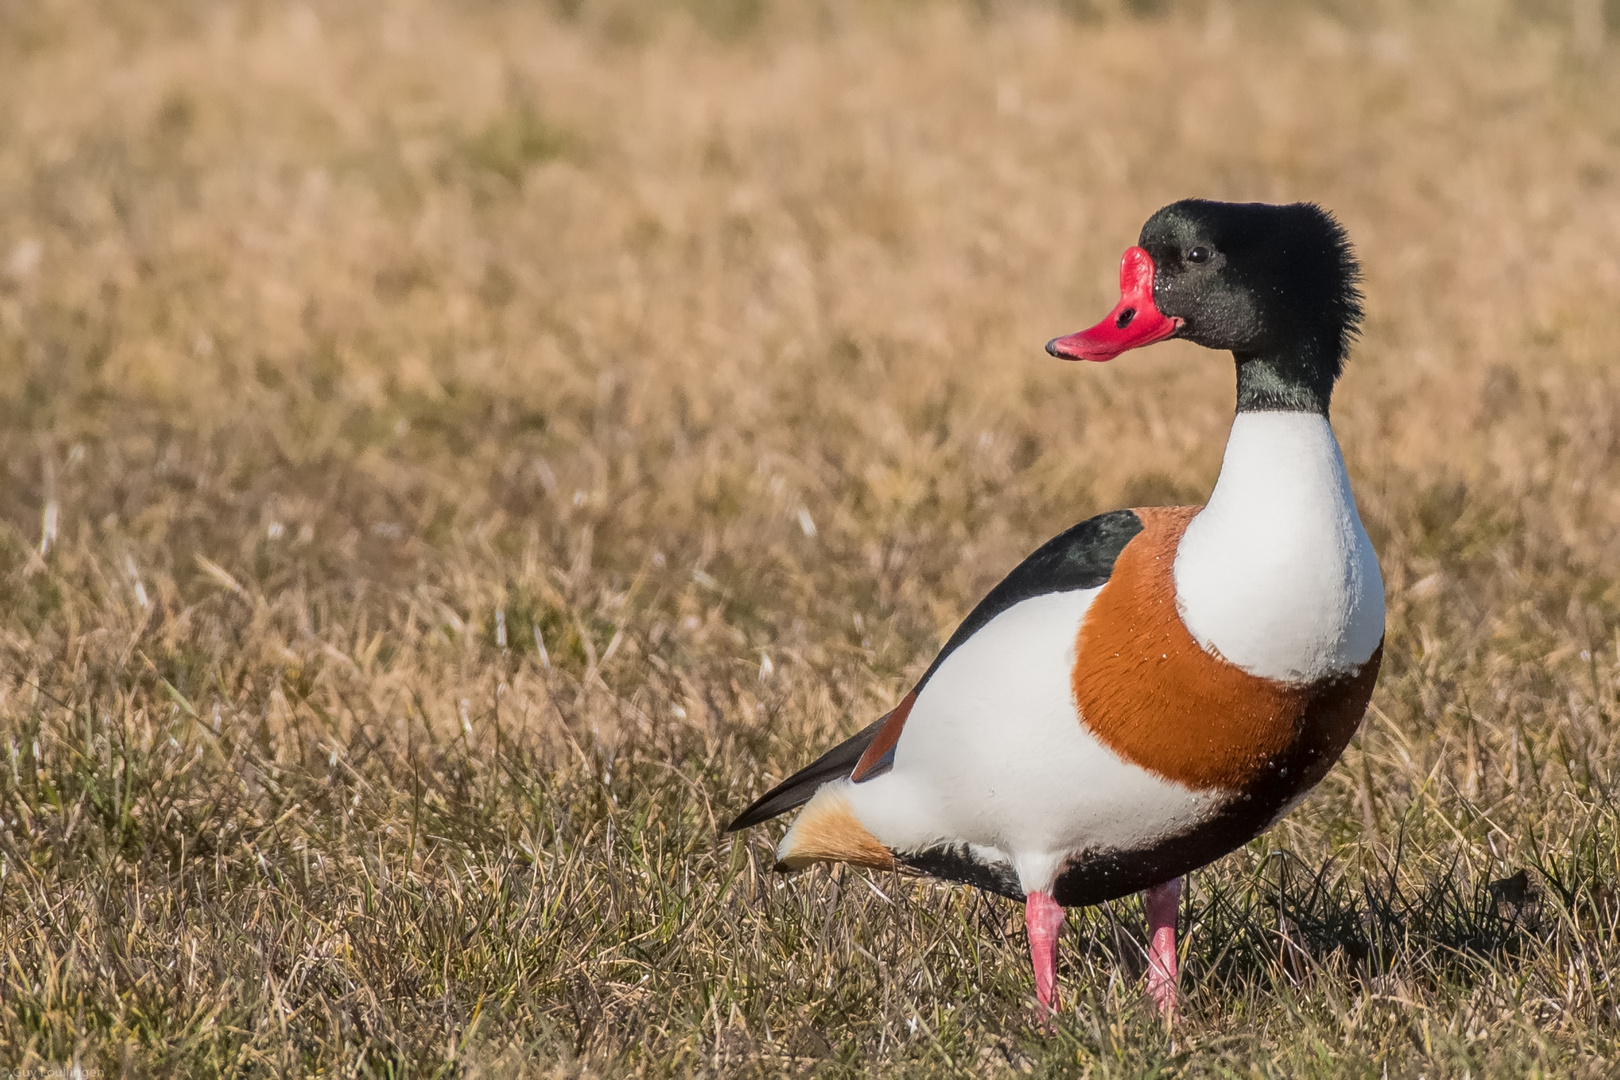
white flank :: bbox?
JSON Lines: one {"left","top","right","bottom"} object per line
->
{"left": 825, "top": 590, "right": 1224, "bottom": 897}
{"left": 1174, "top": 411, "right": 1385, "bottom": 682}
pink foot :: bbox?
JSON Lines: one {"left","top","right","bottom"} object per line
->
{"left": 1025, "top": 890, "right": 1066, "bottom": 1020}
{"left": 1144, "top": 877, "right": 1182, "bottom": 1018}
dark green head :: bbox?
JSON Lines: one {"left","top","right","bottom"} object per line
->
{"left": 1049, "top": 200, "right": 1364, "bottom": 414}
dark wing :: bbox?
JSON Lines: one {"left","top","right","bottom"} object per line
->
{"left": 909, "top": 507, "right": 1144, "bottom": 689}
{"left": 726, "top": 715, "right": 888, "bottom": 831}
{"left": 726, "top": 508, "right": 1146, "bottom": 832}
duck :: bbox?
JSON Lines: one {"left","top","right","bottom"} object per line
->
{"left": 727, "top": 199, "right": 1385, "bottom": 1020}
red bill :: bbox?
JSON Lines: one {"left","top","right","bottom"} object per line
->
{"left": 1046, "top": 246, "right": 1182, "bottom": 362}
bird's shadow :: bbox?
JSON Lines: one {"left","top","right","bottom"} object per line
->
{"left": 1056, "top": 839, "right": 1590, "bottom": 1007}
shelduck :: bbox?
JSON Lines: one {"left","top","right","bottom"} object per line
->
{"left": 728, "top": 200, "right": 1385, "bottom": 1019}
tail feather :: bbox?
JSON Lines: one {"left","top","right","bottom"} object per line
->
{"left": 725, "top": 714, "right": 888, "bottom": 832}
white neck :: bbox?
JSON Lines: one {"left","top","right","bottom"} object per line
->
{"left": 1173, "top": 411, "right": 1385, "bottom": 682}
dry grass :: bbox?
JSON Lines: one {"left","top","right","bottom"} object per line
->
{"left": 2, "top": 0, "right": 1620, "bottom": 1075}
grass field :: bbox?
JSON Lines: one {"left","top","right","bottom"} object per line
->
{"left": 3, "top": 0, "right": 1620, "bottom": 1075}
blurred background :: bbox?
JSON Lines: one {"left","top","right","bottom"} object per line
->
{"left": 3, "top": 0, "right": 1620, "bottom": 1074}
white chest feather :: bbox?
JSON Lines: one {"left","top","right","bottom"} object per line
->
{"left": 1173, "top": 411, "right": 1385, "bottom": 682}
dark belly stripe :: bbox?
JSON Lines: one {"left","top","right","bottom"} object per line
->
{"left": 896, "top": 844, "right": 1025, "bottom": 902}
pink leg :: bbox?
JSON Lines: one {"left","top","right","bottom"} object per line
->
{"left": 1025, "top": 890, "right": 1066, "bottom": 1017}
{"left": 1144, "top": 877, "right": 1182, "bottom": 1017}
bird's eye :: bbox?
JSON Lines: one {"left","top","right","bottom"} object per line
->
{"left": 1187, "top": 246, "right": 1211, "bottom": 264}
